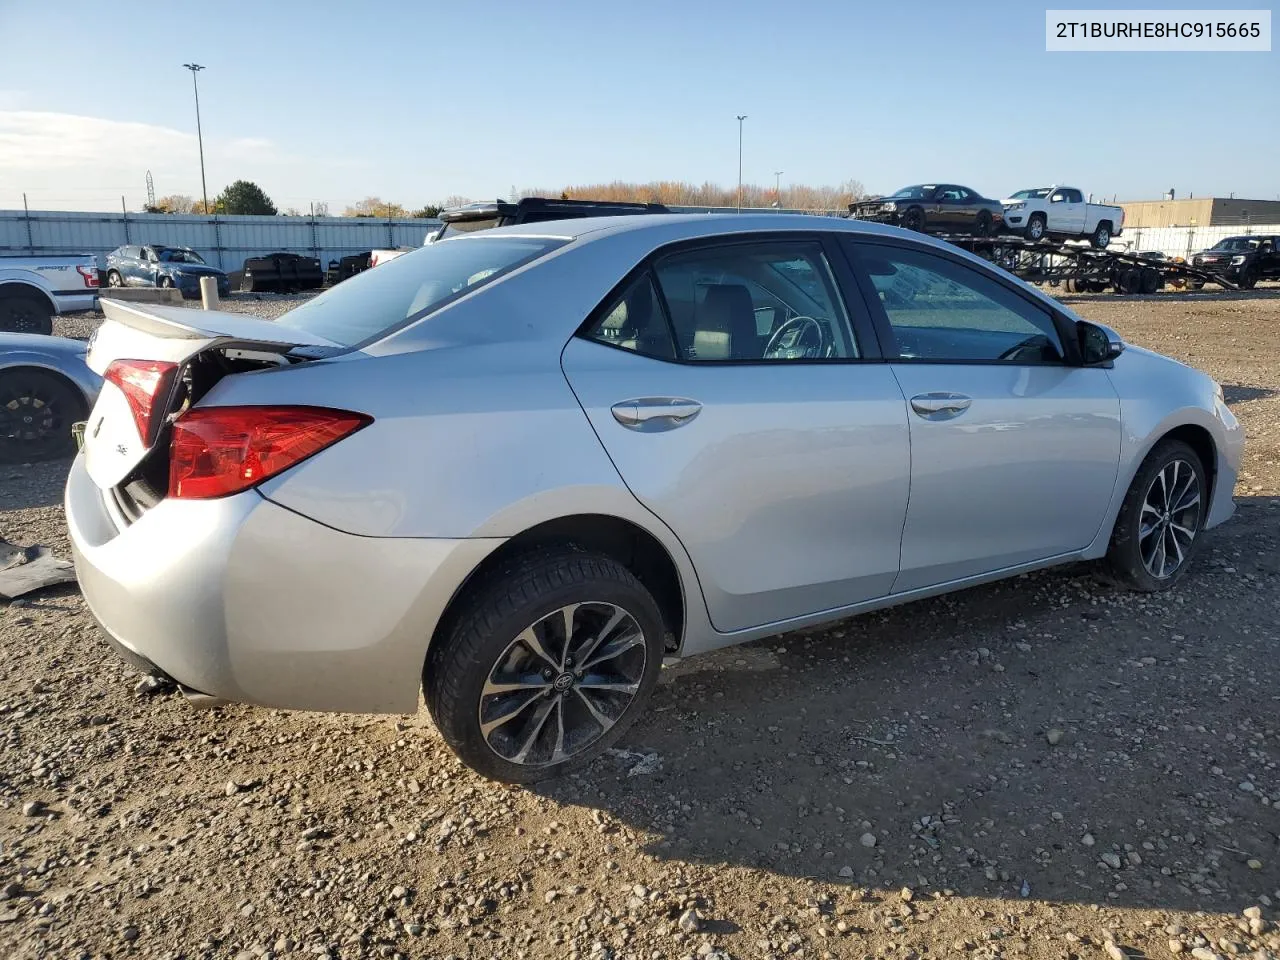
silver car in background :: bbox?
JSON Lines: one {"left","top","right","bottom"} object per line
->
{"left": 65, "top": 215, "right": 1243, "bottom": 782}
{"left": 1, "top": 333, "right": 101, "bottom": 463}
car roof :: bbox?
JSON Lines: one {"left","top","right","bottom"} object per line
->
{"left": 452, "top": 212, "right": 926, "bottom": 244}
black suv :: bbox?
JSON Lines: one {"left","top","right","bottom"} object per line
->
{"left": 429, "top": 197, "right": 671, "bottom": 241}
{"left": 1191, "top": 235, "right": 1279, "bottom": 289}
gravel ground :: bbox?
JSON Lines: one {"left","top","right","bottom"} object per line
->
{"left": 2, "top": 289, "right": 1278, "bottom": 960}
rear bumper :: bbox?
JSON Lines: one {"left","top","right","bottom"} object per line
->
{"left": 55, "top": 293, "right": 98, "bottom": 314}
{"left": 65, "top": 454, "right": 504, "bottom": 714}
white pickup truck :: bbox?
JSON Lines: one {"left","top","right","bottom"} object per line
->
{"left": 1001, "top": 187, "right": 1125, "bottom": 248}
{"left": 0, "top": 254, "right": 100, "bottom": 334}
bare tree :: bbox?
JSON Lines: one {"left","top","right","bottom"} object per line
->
{"left": 343, "top": 197, "right": 406, "bottom": 218}
{"left": 155, "top": 194, "right": 196, "bottom": 214}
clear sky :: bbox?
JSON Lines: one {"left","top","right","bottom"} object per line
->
{"left": 0, "top": 0, "right": 1275, "bottom": 212}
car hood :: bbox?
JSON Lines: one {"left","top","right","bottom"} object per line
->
{"left": 0, "top": 332, "right": 88, "bottom": 355}
{"left": 161, "top": 263, "right": 225, "bottom": 276}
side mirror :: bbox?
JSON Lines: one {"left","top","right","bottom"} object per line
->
{"left": 1078, "top": 321, "right": 1124, "bottom": 364}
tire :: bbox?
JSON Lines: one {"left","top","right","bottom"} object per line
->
{"left": 159, "top": 276, "right": 174, "bottom": 289}
{"left": 0, "top": 295, "right": 53, "bottom": 335}
{"left": 1118, "top": 268, "right": 1143, "bottom": 294}
{"left": 1238, "top": 266, "right": 1259, "bottom": 290}
{"left": 1024, "top": 214, "right": 1046, "bottom": 242}
{"left": 974, "top": 211, "right": 993, "bottom": 238}
{"left": 1103, "top": 439, "right": 1208, "bottom": 592}
{"left": 1090, "top": 221, "right": 1112, "bottom": 249}
{"left": 106, "top": 270, "right": 123, "bottom": 288}
{"left": 902, "top": 206, "right": 925, "bottom": 232}
{"left": 1140, "top": 267, "right": 1161, "bottom": 295}
{"left": 424, "top": 546, "right": 665, "bottom": 783}
{"left": 0, "top": 368, "right": 86, "bottom": 463}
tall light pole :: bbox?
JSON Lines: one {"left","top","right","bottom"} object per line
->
{"left": 182, "top": 63, "right": 209, "bottom": 215}
{"left": 736, "top": 115, "right": 747, "bottom": 213}
{"left": 774, "top": 170, "right": 783, "bottom": 208}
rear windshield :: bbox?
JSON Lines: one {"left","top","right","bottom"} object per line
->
{"left": 440, "top": 218, "right": 501, "bottom": 238}
{"left": 276, "top": 236, "right": 564, "bottom": 347}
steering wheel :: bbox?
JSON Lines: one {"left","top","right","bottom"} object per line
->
{"left": 996, "top": 334, "right": 1052, "bottom": 362}
{"left": 764, "top": 315, "right": 828, "bottom": 360}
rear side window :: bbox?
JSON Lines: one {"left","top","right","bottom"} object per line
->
{"left": 583, "top": 272, "right": 676, "bottom": 359}
{"left": 276, "top": 236, "right": 565, "bottom": 347}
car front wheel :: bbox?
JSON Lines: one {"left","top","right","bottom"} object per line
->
{"left": 425, "top": 546, "right": 665, "bottom": 782}
{"left": 1103, "top": 439, "right": 1207, "bottom": 591}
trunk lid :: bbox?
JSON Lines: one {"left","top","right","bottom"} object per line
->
{"left": 83, "top": 298, "right": 338, "bottom": 490}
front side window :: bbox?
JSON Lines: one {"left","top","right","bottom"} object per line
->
{"left": 276, "top": 235, "right": 565, "bottom": 348}
{"left": 851, "top": 244, "right": 1064, "bottom": 364}
{"left": 652, "top": 242, "right": 859, "bottom": 361}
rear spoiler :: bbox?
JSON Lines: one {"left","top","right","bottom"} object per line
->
{"left": 98, "top": 298, "right": 338, "bottom": 347}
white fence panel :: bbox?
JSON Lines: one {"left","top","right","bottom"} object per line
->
{"left": 1114, "top": 223, "right": 1280, "bottom": 258}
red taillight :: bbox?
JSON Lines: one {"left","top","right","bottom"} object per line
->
{"left": 104, "top": 360, "right": 179, "bottom": 446}
{"left": 78, "top": 264, "right": 101, "bottom": 288}
{"left": 168, "top": 406, "right": 371, "bottom": 500}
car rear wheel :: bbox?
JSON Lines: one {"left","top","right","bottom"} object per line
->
{"left": 0, "top": 368, "right": 86, "bottom": 463}
{"left": 0, "top": 295, "right": 53, "bottom": 335}
{"left": 974, "top": 211, "right": 993, "bottom": 237}
{"left": 425, "top": 546, "right": 665, "bottom": 783}
{"left": 1103, "top": 439, "right": 1207, "bottom": 592}
{"left": 1025, "top": 214, "right": 1046, "bottom": 242}
{"left": 1090, "top": 222, "right": 1112, "bottom": 249}
{"left": 159, "top": 277, "right": 174, "bottom": 289}
{"left": 107, "top": 270, "right": 123, "bottom": 287}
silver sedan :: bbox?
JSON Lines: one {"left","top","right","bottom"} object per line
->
{"left": 65, "top": 214, "right": 1243, "bottom": 782}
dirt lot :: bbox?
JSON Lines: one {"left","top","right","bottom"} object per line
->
{"left": 2, "top": 289, "right": 1278, "bottom": 960}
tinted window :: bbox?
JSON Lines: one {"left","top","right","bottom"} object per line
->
{"left": 583, "top": 272, "right": 675, "bottom": 359}
{"left": 652, "top": 242, "right": 859, "bottom": 361}
{"left": 439, "top": 218, "right": 500, "bottom": 238}
{"left": 852, "top": 244, "right": 1064, "bottom": 363}
{"left": 276, "top": 236, "right": 565, "bottom": 348}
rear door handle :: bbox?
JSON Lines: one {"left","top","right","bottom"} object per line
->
{"left": 910, "top": 392, "right": 972, "bottom": 420}
{"left": 611, "top": 397, "right": 702, "bottom": 430}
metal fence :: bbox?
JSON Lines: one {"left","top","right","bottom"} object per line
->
{"left": 0, "top": 209, "right": 443, "bottom": 272}
{"left": 1, "top": 206, "right": 852, "bottom": 274}
{"left": 1111, "top": 222, "right": 1280, "bottom": 259}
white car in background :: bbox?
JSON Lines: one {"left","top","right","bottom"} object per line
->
{"left": 1002, "top": 186, "right": 1125, "bottom": 248}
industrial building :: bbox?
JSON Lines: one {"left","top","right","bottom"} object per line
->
{"left": 1119, "top": 197, "right": 1280, "bottom": 229}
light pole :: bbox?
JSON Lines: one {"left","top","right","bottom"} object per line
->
{"left": 774, "top": 170, "right": 783, "bottom": 208}
{"left": 183, "top": 63, "right": 209, "bottom": 215}
{"left": 736, "top": 115, "right": 747, "bottom": 213}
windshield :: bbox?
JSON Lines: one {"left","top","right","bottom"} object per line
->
{"left": 158, "top": 249, "right": 206, "bottom": 264}
{"left": 276, "top": 235, "right": 565, "bottom": 347}
{"left": 1009, "top": 188, "right": 1052, "bottom": 200}
{"left": 1210, "top": 237, "right": 1258, "bottom": 252}
{"left": 887, "top": 185, "right": 936, "bottom": 200}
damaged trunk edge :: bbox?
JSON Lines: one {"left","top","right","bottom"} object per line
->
{"left": 84, "top": 298, "right": 341, "bottom": 521}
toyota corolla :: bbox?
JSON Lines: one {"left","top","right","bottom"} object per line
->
{"left": 65, "top": 214, "right": 1243, "bottom": 782}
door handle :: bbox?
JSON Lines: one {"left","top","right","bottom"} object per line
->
{"left": 910, "top": 392, "right": 972, "bottom": 420}
{"left": 611, "top": 397, "right": 702, "bottom": 430}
